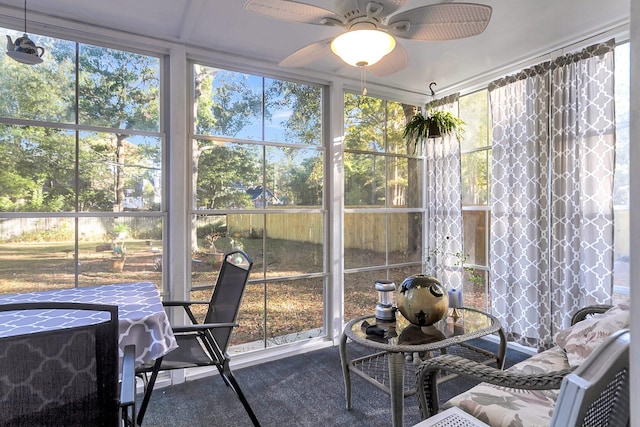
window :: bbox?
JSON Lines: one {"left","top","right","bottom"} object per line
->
{"left": 613, "top": 42, "right": 630, "bottom": 302}
{"left": 0, "top": 28, "right": 163, "bottom": 293}
{"left": 459, "top": 90, "right": 491, "bottom": 311}
{"left": 459, "top": 42, "right": 631, "bottom": 310}
{"left": 189, "top": 65, "right": 325, "bottom": 349}
{"left": 343, "top": 93, "right": 424, "bottom": 319}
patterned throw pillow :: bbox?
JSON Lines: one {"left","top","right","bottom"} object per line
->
{"left": 554, "top": 303, "right": 630, "bottom": 367}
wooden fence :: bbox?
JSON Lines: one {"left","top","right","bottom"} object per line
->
{"left": 2, "top": 209, "right": 630, "bottom": 258}
{"left": 0, "top": 217, "right": 161, "bottom": 242}
{"left": 227, "top": 211, "right": 412, "bottom": 252}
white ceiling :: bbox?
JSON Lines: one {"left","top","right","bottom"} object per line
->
{"left": 0, "top": 0, "right": 631, "bottom": 98}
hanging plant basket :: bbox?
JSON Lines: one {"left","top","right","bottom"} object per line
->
{"left": 427, "top": 120, "right": 441, "bottom": 139}
{"left": 403, "top": 109, "right": 465, "bottom": 151}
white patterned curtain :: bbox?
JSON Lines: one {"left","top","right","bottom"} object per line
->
{"left": 549, "top": 42, "right": 616, "bottom": 332}
{"left": 489, "top": 65, "right": 551, "bottom": 348}
{"left": 489, "top": 41, "right": 616, "bottom": 349}
{"left": 424, "top": 94, "right": 464, "bottom": 291}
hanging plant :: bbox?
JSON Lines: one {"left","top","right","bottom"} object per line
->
{"left": 403, "top": 109, "right": 466, "bottom": 151}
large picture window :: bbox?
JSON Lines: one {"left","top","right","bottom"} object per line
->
{"left": 189, "top": 65, "right": 324, "bottom": 350}
{"left": 0, "top": 28, "right": 163, "bottom": 293}
{"left": 343, "top": 93, "right": 424, "bottom": 319}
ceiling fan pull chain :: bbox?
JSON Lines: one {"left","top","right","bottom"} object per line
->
{"left": 361, "top": 67, "right": 367, "bottom": 96}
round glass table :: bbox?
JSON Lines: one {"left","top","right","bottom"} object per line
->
{"left": 339, "top": 308, "right": 506, "bottom": 427}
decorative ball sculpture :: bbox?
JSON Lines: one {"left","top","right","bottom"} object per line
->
{"left": 396, "top": 274, "right": 448, "bottom": 326}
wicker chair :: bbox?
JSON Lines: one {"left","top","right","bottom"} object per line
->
{"left": 415, "top": 305, "right": 630, "bottom": 427}
{"left": 550, "top": 328, "right": 629, "bottom": 426}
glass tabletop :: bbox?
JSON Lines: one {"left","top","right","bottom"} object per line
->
{"left": 344, "top": 307, "right": 502, "bottom": 352}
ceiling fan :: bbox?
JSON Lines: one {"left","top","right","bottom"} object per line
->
{"left": 244, "top": 0, "right": 492, "bottom": 77}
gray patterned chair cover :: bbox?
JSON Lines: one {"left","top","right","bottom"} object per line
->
{"left": 0, "top": 302, "right": 136, "bottom": 427}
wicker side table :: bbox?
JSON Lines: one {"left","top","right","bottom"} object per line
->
{"left": 340, "top": 307, "right": 505, "bottom": 427}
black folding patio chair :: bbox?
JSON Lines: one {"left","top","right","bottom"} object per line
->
{"left": 0, "top": 302, "right": 136, "bottom": 427}
{"left": 136, "top": 250, "right": 261, "bottom": 427}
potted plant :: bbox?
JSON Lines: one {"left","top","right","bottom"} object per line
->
{"left": 205, "top": 232, "right": 225, "bottom": 263}
{"left": 425, "top": 237, "right": 483, "bottom": 303}
{"left": 111, "top": 223, "right": 129, "bottom": 272}
{"left": 403, "top": 109, "right": 465, "bottom": 150}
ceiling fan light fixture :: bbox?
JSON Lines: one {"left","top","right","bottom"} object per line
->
{"left": 330, "top": 29, "right": 396, "bottom": 67}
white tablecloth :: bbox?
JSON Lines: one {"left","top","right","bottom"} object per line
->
{"left": 0, "top": 282, "right": 178, "bottom": 367}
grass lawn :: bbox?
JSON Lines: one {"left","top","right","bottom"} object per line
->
{"left": 0, "top": 237, "right": 490, "bottom": 348}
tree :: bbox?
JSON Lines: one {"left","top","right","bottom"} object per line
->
{"left": 264, "top": 80, "right": 321, "bottom": 146}
{"left": 191, "top": 66, "right": 262, "bottom": 250}
{"left": 0, "top": 36, "right": 76, "bottom": 212}
{"left": 343, "top": 93, "right": 421, "bottom": 254}
{"left": 401, "top": 103, "right": 422, "bottom": 254}
{"left": 286, "top": 156, "right": 323, "bottom": 206}
{"left": 78, "top": 46, "right": 159, "bottom": 212}
{"left": 0, "top": 38, "right": 160, "bottom": 213}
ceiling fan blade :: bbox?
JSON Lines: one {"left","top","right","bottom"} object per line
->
{"left": 367, "top": 42, "right": 408, "bottom": 76}
{"left": 388, "top": 3, "right": 492, "bottom": 41}
{"left": 244, "top": 0, "right": 343, "bottom": 25}
{"left": 279, "top": 38, "right": 334, "bottom": 68}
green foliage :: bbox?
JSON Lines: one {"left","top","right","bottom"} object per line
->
{"left": 196, "top": 144, "right": 258, "bottom": 209}
{"left": 343, "top": 93, "right": 413, "bottom": 207}
{"left": 192, "top": 68, "right": 325, "bottom": 210}
{"left": 286, "top": 156, "right": 323, "bottom": 206}
{"left": 0, "top": 39, "right": 160, "bottom": 213}
{"left": 425, "top": 238, "right": 483, "bottom": 287}
{"left": 265, "top": 80, "right": 322, "bottom": 145}
{"left": 196, "top": 220, "right": 227, "bottom": 238}
{"left": 134, "top": 222, "right": 162, "bottom": 240}
{"left": 112, "top": 223, "right": 130, "bottom": 234}
{"left": 11, "top": 222, "right": 74, "bottom": 242}
{"left": 78, "top": 46, "right": 159, "bottom": 131}
{"left": 344, "top": 93, "right": 386, "bottom": 151}
{"left": 195, "top": 67, "right": 262, "bottom": 137}
{"left": 111, "top": 222, "right": 130, "bottom": 258}
{"left": 403, "top": 109, "right": 466, "bottom": 152}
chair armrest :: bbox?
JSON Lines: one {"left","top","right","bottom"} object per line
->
{"left": 120, "top": 344, "right": 136, "bottom": 407}
{"left": 416, "top": 354, "right": 576, "bottom": 418}
{"left": 162, "top": 300, "right": 209, "bottom": 307}
{"left": 570, "top": 305, "right": 613, "bottom": 325}
{"left": 172, "top": 322, "right": 239, "bottom": 333}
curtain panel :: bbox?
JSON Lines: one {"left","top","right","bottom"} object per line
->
{"left": 489, "top": 40, "right": 616, "bottom": 349}
{"left": 489, "top": 64, "right": 552, "bottom": 348}
{"left": 424, "top": 94, "right": 464, "bottom": 292}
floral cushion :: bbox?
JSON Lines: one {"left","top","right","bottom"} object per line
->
{"left": 443, "top": 347, "right": 568, "bottom": 427}
{"left": 554, "top": 303, "right": 630, "bottom": 368}
{"left": 442, "top": 305, "right": 630, "bottom": 427}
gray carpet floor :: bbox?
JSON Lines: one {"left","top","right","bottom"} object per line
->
{"left": 139, "top": 340, "right": 529, "bottom": 427}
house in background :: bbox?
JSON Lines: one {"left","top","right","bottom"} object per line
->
{"left": 245, "top": 186, "right": 280, "bottom": 208}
